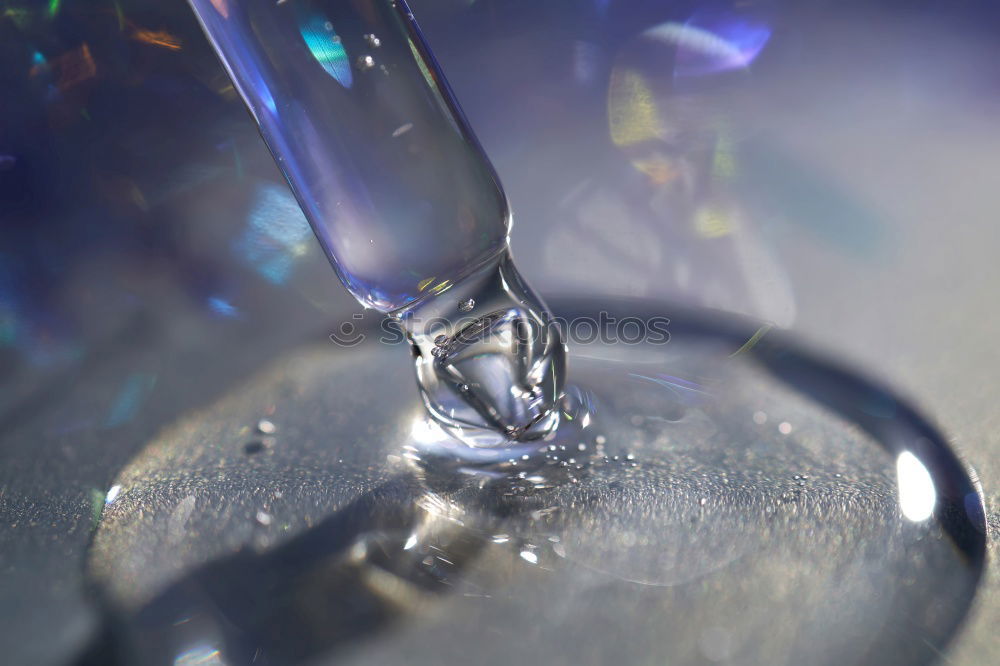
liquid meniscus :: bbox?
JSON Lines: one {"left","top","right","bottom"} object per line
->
{"left": 394, "top": 249, "right": 566, "bottom": 448}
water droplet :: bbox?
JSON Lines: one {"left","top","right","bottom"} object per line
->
{"left": 458, "top": 298, "right": 475, "bottom": 312}
{"left": 778, "top": 421, "right": 792, "bottom": 435}
{"left": 363, "top": 33, "right": 381, "bottom": 48}
{"left": 256, "top": 419, "right": 276, "bottom": 435}
{"left": 356, "top": 55, "right": 375, "bottom": 71}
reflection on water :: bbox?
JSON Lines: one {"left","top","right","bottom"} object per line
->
{"left": 83, "top": 302, "right": 985, "bottom": 666}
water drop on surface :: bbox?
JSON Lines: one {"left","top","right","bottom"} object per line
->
{"left": 256, "top": 419, "right": 276, "bottom": 435}
{"left": 102, "top": 0, "right": 987, "bottom": 659}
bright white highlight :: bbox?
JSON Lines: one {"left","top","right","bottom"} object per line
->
{"left": 409, "top": 416, "right": 446, "bottom": 445}
{"left": 105, "top": 485, "right": 122, "bottom": 505}
{"left": 896, "top": 451, "right": 936, "bottom": 522}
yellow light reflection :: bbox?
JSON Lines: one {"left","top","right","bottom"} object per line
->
{"left": 131, "top": 28, "right": 183, "bottom": 51}
{"left": 608, "top": 69, "right": 660, "bottom": 147}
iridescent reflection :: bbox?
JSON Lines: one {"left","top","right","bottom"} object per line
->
{"left": 644, "top": 12, "right": 771, "bottom": 80}
{"left": 233, "top": 183, "right": 313, "bottom": 285}
{"left": 575, "top": 9, "right": 794, "bottom": 325}
{"left": 173, "top": 643, "right": 224, "bottom": 666}
{"left": 298, "top": 13, "right": 352, "bottom": 88}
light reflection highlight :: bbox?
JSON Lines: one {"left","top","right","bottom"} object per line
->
{"left": 131, "top": 28, "right": 184, "bottom": 51}
{"left": 233, "top": 183, "right": 313, "bottom": 284}
{"left": 174, "top": 643, "right": 224, "bottom": 666}
{"left": 628, "top": 373, "right": 709, "bottom": 405}
{"left": 299, "top": 14, "right": 353, "bottom": 88}
{"left": 207, "top": 296, "right": 239, "bottom": 318}
{"left": 608, "top": 68, "right": 660, "bottom": 147}
{"left": 896, "top": 451, "right": 936, "bottom": 522}
{"left": 644, "top": 13, "right": 771, "bottom": 79}
{"left": 410, "top": 415, "right": 447, "bottom": 445}
{"left": 105, "top": 485, "right": 122, "bottom": 505}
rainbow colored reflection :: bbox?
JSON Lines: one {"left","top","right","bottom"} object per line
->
{"left": 645, "top": 13, "right": 771, "bottom": 78}
{"left": 298, "top": 14, "right": 352, "bottom": 88}
{"left": 233, "top": 183, "right": 313, "bottom": 285}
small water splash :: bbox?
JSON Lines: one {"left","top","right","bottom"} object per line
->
{"left": 395, "top": 250, "right": 567, "bottom": 450}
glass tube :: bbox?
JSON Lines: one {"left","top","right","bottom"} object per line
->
{"left": 187, "top": 0, "right": 509, "bottom": 311}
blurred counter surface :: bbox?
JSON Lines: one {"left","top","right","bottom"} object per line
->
{"left": 1, "top": 1, "right": 998, "bottom": 664}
